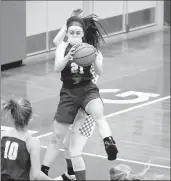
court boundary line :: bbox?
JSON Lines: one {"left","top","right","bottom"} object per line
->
{"left": 41, "top": 145, "right": 170, "bottom": 170}
{"left": 36, "top": 132, "right": 53, "bottom": 138}
{"left": 38, "top": 95, "right": 171, "bottom": 173}
{"left": 104, "top": 95, "right": 170, "bottom": 118}
{"left": 36, "top": 95, "right": 170, "bottom": 139}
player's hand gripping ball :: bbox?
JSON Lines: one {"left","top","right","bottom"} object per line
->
{"left": 73, "top": 43, "right": 97, "bottom": 66}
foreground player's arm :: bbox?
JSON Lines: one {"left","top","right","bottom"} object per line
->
{"left": 54, "top": 44, "right": 76, "bottom": 73}
{"left": 93, "top": 51, "right": 103, "bottom": 76}
{"left": 53, "top": 25, "right": 67, "bottom": 46}
{"left": 28, "top": 137, "right": 52, "bottom": 180}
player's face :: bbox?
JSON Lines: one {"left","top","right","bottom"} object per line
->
{"left": 67, "top": 25, "right": 84, "bottom": 38}
{"left": 67, "top": 25, "right": 84, "bottom": 44}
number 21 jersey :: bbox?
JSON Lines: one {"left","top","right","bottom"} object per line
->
{"left": 61, "top": 43, "right": 93, "bottom": 86}
{"left": 1, "top": 137, "right": 31, "bottom": 180}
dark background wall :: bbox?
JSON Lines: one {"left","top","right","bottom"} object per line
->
{"left": 0, "top": 1, "right": 26, "bottom": 66}
{"left": 0, "top": 1, "right": 164, "bottom": 59}
{"left": 164, "top": 0, "right": 170, "bottom": 25}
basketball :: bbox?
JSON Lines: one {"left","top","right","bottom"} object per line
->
{"left": 73, "top": 43, "right": 96, "bottom": 66}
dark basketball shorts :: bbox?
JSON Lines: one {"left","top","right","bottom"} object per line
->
{"left": 1, "top": 175, "right": 15, "bottom": 181}
{"left": 54, "top": 81, "right": 102, "bottom": 124}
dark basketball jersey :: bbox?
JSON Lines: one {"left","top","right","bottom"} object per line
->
{"left": 61, "top": 43, "right": 93, "bottom": 86}
{"left": 1, "top": 137, "right": 31, "bottom": 181}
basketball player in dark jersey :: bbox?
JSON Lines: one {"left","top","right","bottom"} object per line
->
{"left": 41, "top": 14, "right": 118, "bottom": 180}
{"left": 41, "top": 10, "right": 98, "bottom": 181}
{"left": 1, "top": 99, "right": 53, "bottom": 181}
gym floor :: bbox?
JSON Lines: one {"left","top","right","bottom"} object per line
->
{"left": 1, "top": 27, "right": 170, "bottom": 180}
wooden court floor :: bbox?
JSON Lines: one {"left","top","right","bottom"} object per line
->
{"left": 1, "top": 27, "right": 170, "bottom": 180}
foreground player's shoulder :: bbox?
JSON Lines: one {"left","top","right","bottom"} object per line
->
{"left": 26, "top": 135, "right": 40, "bottom": 153}
{"left": 1, "top": 130, "right": 12, "bottom": 139}
{"left": 1, "top": 131, "right": 7, "bottom": 139}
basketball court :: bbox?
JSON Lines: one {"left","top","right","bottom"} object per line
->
{"left": 1, "top": 27, "right": 170, "bottom": 180}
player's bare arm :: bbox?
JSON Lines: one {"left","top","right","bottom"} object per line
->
{"left": 54, "top": 44, "right": 76, "bottom": 73}
{"left": 53, "top": 25, "right": 67, "bottom": 46}
{"left": 93, "top": 50, "right": 103, "bottom": 76}
{"left": 27, "top": 137, "right": 52, "bottom": 180}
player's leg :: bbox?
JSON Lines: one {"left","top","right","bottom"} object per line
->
{"left": 69, "top": 131, "right": 87, "bottom": 180}
{"left": 82, "top": 84, "right": 118, "bottom": 160}
{"left": 41, "top": 87, "right": 79, "bottom": 176}
{"left": 69, "top": 111, "right": 95, "bottom": 181}
{"left": 41, "top": 121, "right": 70, "bottom": 175}
{"left": 58, "top": 125, "right": 76, "bottom": 181}
{"left": 57, "top": 110, "right": 95, "bottom": 180}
